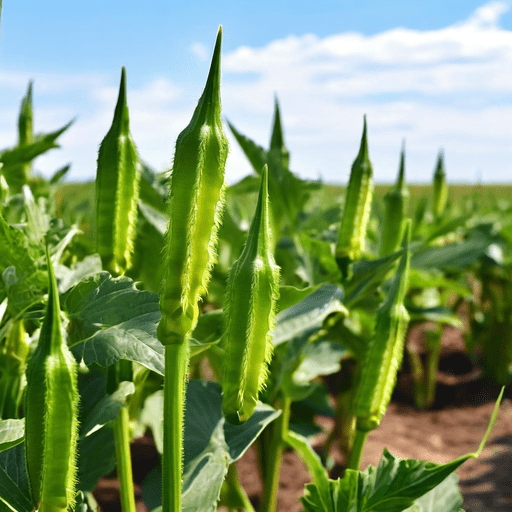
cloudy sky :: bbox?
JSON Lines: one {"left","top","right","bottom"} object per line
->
{"left": 1, "top": 1, "right": 511, "bottom": 184}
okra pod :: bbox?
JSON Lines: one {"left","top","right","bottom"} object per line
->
{"left": 379, "top": 142, "right": 409, "bottom": 256}
{"left": 432, "top": 150, "right": 448, "bottom": 218}
{"left": 336, "top": 117, "right": 374, "bottom": 264}
{"left": 222, "top": 165, "right": 280, "bottom": 424}
{"left": 158, "top": 27, "right": 228, "bottom": 346}
{"left": 96, "top": 67, "right": 140, "bottom": 275}
{"left": 25, "top": 249, "right": 79, "bottom": 512}
{"left": 354, "top": 222, "right": 411, "bottom": 432}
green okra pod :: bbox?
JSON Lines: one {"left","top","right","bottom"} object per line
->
{"left": 336, "top": 116, "right": 374, "bottom": 264}
{"left": 24, "top": 249, "right": 79, "bottom": 512}
{"left": 432, "top": 150, "right": 448, "bottom": 218}
{"left": 96, "top": 67, "right": 140, "bottom": 276}
{"left": 379, "top": 142, "right": 409, "bottom": 257}
{"left": 222, "top": 165, "right": 280, "bottom": 424}
{"left": 354, "top": 221, "right": 411, "bottom": 432}
{"left": 158, "top": 27, "right": 228, "bottom": 346}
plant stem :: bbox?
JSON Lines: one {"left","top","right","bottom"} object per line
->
{"left": 162, "top": 340, "right": 189, "bottom": 512}
{"left": 262, "top": 395, "right": 291, "bottom": 512}
{"left": 113, "top": 405, "right": 136, "bottom": 512}
{"left": 347, "top": 429, "right": 368, "bottom": 471}
{"left": 223, "top": 464, "right": 256, "bottom": 512}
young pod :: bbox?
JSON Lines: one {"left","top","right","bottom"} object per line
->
{"left": 222, "top": 165, "right": 280, "bottom": 424}
{"left": 96, "top": 67, "right": 140, "bottom": 276}
{"left": 158, "top": 28, "right": 228, "bottom": 346}
{"left": 432, "top": 150, "right": 448, "bottom": 218}
{"left": 354, "top": 222, "right": 411, "bottom": 432}
{"left": 379, "top": 142, "right": 409, "bottom": 256}
{"left": 336, "top": 116, "right": 374, "bottom": 263}
{"left": 24, "top": 250, "right": 79, "bottom": 512}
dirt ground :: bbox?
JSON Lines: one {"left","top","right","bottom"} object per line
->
{"left": 94, "top": 323, "right": 512, "bottom": 512}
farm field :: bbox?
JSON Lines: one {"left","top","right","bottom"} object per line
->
{"left": 2, "top": 28, "right": 512, "bottom": 512}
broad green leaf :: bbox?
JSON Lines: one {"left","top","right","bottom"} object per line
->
{"left": 403, "top": 474, "right": 463, "bottom": 512}
{"left": 77, "top": 425, "right": 116, "bottom": 493}
{"left": 140, "top": 380, "right": 279, "bottom": 512}
{"left": 278, "top": 284, "right": 323, "bottom": 312}
{"left": 54, "top": 254, "right": 103, "bottom": 293}
{"left": 0, "top": 420, "right": 24, "bottom": 453}
{"left": 0, "top": 444, "right": 32, "bottom": 512}
{"left": 292, "top": 340, "right": 348, "bottom": 386}
{"left": 21, "top": 186, "right": 50, "bottom": 245}
{"left": 411, "top": 237, "right": 490, "bottom": 270}
{"left": 67, "top": 273, "right": 219, "bottom": 374}
{"left": 79, "top": 381, "right": 135, "bottom": 438}
{"left": 273, "top": 284, "right": 347, "bottom": 347}
{"left": 0, "top": 214, "right": 46, "bottom": 316}
{"left": 66, "top": 272, "right": 165, "bottom": 374}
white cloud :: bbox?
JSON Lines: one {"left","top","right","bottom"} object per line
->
{"left": 0, "top": 2, "right": 511, "bottom": 184}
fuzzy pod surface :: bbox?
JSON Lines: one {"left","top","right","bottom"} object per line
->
{"left": 158, "top": 28, "right": 228, "bottom": 346}
{"left": 24, "top": 250, "right": 79, "bottom": 512}
{"left": 354, "top": 222, "right": 411, "bottom": 432}
{"left": 336, "top": 117, "right": 374, "bottom": 263}
{"left": 96, "top": 67, "right": 141, "bottom": 276}
{"left": 379, "top": 143, "right": 409, "bottom": 257}
{"left": 222, "top": 165, "right": 280, "bottom": 424}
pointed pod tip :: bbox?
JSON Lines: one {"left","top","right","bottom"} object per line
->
{"left": 401, "top": 219, "right": 411, "bottom": 249}
{"left": 358, "top": 115, "right": 369, "bottom": 159}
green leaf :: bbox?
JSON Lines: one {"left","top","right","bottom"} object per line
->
{"left": 411, "top": 237, "right": 490, "bottom": 270}
{"left": 67, "top": 273, "right": 219, "bottom": 374}
{"left": 285, "top": 431, "right": 333, "bottom": 512}
{"left": 273, "top": 284, "right": 347, "bottom": 347}
{"left": 79, "top": 381, "right": 135, "bottom": 438}
{"left": 407, "top": 306, "right": 462, "bottom": 328}
{"left": 345, "top": 251, "right": 403, "bottom": 308}
{"left": 66, "top": 272, "right": 165, "bottom": 375}
{"left": 0, "top": 421, "right": 24, "bottom": 454}
{"left": 0, "top": 122, "right": 73, "bottom": 167}
{"left": 140, "top": 380, "right": 279, "bottom": 512}
{"left": 0, "top": 445, "right": 32, "bottom": 512}
{"left": 278, "top": 284, "right": 323, "bottom": 312}
{"left": 403, "top": 474, "right": 463, "bottom": 512}
{"left": 77, "top": 425, "right": 116, "bottom": 493}
{"left": 227, "top": 121, "right": 267, "bottom": 177}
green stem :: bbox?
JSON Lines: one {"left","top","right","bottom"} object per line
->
{"left": 223, "top": 464, "right": 256, "bottom": 512}
{"left": 347, "top": 429, "right": 368, "bottom": 471}
{"left": 162, "top": 340, "right": 189, "bottom": 512}
{"left": 425, "top": 329, "right": 442, "bottom": 408}
{"left": 114, "top": 406, "right": 136, "bottom": 512}
{"left": 262, "top": 396, "right": 291, "bottom": 512}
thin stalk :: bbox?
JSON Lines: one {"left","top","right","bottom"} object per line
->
{"left": 223, "top": 464, "right": 256, "bottom": 512}
{"left": 425, "top": 328, "right": 443, "bottom": 408}
{"left": 162, "top": 340, "right": 189, "bottom": 512}
{"left": 113, "top": 406, "right": 136, "bottom": 512}
{"left": 262, "top": 395, "right": 291, "bottom": 512}
{"left": 347, "top": 429, "right": 368, "bottom": 470}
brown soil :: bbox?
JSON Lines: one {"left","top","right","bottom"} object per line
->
{"left": 94, "top": 323, "right": 512, "bottom": 512}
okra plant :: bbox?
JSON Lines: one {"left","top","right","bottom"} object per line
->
{"left": 0, "top": 20, "right": 507, "bottom": 512}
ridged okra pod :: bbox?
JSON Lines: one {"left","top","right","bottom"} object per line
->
{"left": 158, "top": 27, "right": 228, "bottom": 346}
{"left": 336, "top": 117, "right": 374, "bottom": 265}
{"left": 222, "top": 165, "right": 280, "bottom": 424}
{"left": 432, "top": 150, "right": 448, "bottom": 218}
{"left": 25, "top": 250, "right": 79, "bottom": 512}
{"left": 96, "top": 67, "right": 140, "bottom": 275}
{"left": 354, "top": 222, "right": 411, "bottom": 433}
{"left": 379, "top": 142, "right": 409, "bottom": 256}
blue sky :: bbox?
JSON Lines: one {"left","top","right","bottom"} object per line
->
{"left": 1, "top": 1, "right": 511, "bottom": 183}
